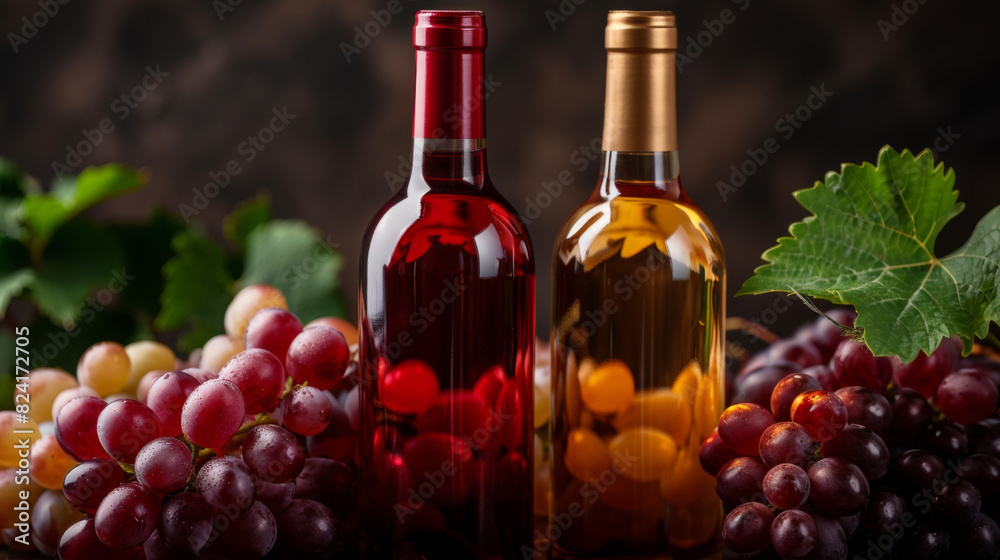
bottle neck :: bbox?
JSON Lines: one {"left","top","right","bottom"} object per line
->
{"left": 602, "top": 49, "right": 677, "bottom": 153}
{"left": 413, "top": 47, "right": 486, "bottom": 141}
{"left": 597, "top": 151, "right": 684, "bottom": 200}
{"left": 410, "top": 138, "right": 487, "bottom": 189}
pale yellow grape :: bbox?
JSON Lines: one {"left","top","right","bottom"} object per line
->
{"left": 564, "top": 428, "right": 611, "bottom": 482}
{"left": 200, "top": 334, "right": 245, "bottom": 374}
{"left": 14, "top": 369, "right": 77, "bottom": 424}
{"left": 136, "top": 370, "right": 169, "bottom": 403}
{"left": 29, "top": 434, "right": 77, "bottom": 490}
{"left": 76, "top": 342, "right": 131, "bottom": 397}
{"left": 580, "top": 359, "right": 635, "bottom": 415}
{"left": 51, "top": 386, "right": 99, "bottom": 421}
{"left": 671, "top": 360, "right": 701, "bottom": 404}
{"left": 534, "top": 383, "right": 551, "bottom": 429}
{"left": 694, "top": 372, "right": 721, "bottom": 439}
{"left": 607, "top": 427, "right": 678, "bottom": 482}
{"left": 124, "top": 341, "right": 176, "bottom": 394}
{"left": 224, "top": 284, "right": 288, "bottom": 339}
{"left": 0, "top": 412, "right": 41, "bottom": 469}
{"left": 660, "top": 443, "right": 715, "bottom": 507}
{"left": 614, "top": 389, "right": 692, "bottom": 446}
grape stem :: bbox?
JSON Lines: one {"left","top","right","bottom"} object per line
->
{"left": 193, "top": 413, "right": 279, "bottom": 463}
{"left": 788, "top": 287, "right": 865, "bottom": 341}
{"left": 726, "top": 317, "right": 781, "bottom": 344}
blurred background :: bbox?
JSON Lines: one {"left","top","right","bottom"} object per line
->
{"left": 1, "top": 0, "right": 999, "bottom": 353}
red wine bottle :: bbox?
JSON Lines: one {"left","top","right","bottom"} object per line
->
{"left": 358, "top": 10, "right": 535, "bottom": 560}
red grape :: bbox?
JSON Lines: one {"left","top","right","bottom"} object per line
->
{"left": 218, "top": 500, "right": 278, "bottom": 558}
{"left": 219, "top": 348, "right": 286, "bottom": 415}
{"left": 790, "top": 390, "right": 847, "bottom": 442}
{"left": 256, "top": 477, "right": 296, "bottom": 510}
{"left": 59, "top": 519, "right": 142, "bottom": 560}
{"left": 55, "top": 396, "right": 111, "bottom": 462}
{"left": 181, "top": 378, "right": 246, "bottom": 449}
{"left": 718, "top": 403, "right": 775, "bottom": 456}
{"left": 885, "top": 387, "right": 933, "bottom": 443}
{"left": 244, "top": 307, "right": 303, "bottom": 363}
{"left": 715, "top": 456, "right": 768, "bottom": 505}
{"left": 893, "top": 337, "right": 960, "bottom": 398}
{"left": 242, "top": 424, "right": 306, "bottom": 483}
{"left": 62, "top": 459, "right": 126, "bottom": 516}
{"left": 196, "top": 456, "right": 257, "bottom": 515}
{"left": 732, "top": 363, "right": 799, "bottom": 408}
{"left": 799, "top": 364, "right": 837, "bottom": 391}
{"left": 770, "top": 373, "right": 822, "bottom": 422}
{"left": 722, "top": 502, "right": 774, "bottom": 552}
{"left": 294, "top": 457, "right": 357, "bottom": 518}
{"left": 279, "top": 385, "right": 333, "bottom": 436}
{"left": 762, "top": 463, "right": 810, "bottom": 509}
{"left": 758, "top": 422, "right": 814, "bottom": 468}
{"left": 146, "top": 371, "right": 200, "bottom": 437}
{"left": 936, "top": 369, "right": 999, "bottom": 425}
{"left": 771, "top": 509, "right": 816, "bottom": 558}
{"left": 274, "top": 499, "right": 340, "bottom": 554}
{"left": 861, "top": 489, "right": 906, "bottom": 536}
{"left": 158, "top": 492, "right": 212, "bottom": 555}
{"left": 834, "top": 386, "right": 893, "bottom": 435}
{"left": 698, "top": 429, "right": 742, "bottom": 476}
{"left": 96, "top": 399, "right": 163, "bottom": 464}
{"left": 134, "top": 437, "right": 193, "bottom": 494}
{"left": 94, "top": 482, "right": 161, "bottom": 549}
{"left": 831, "top": 339, "right": 895, "bottom": 392}
{"left": 379, "top": 360, "right": 440, "bottom": 415}
{"left": 285, "top": 326, "right": 350, "bottom": 391}
{"left": 820, "top": 424, "right": 890, "bottom": 480}
{"left": 807, "top": 457, "right": 870, "bottom": 516}
{"left": 957, "top": 454, "right": 1000, "bottom": 497}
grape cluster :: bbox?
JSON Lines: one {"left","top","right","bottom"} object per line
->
{"left": 2, "top": 284, "right": 363, "bottom": 559}
{"left": 708, "top": 309, "right": 1000, "bottom": 559}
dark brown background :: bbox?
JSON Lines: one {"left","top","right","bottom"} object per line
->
{"left": 1, "top": 0, "right": 998, "bottom": 340}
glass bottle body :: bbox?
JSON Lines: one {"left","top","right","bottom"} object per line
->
{"left": 359, "top": 140, "right": 535, "bottom": 560}
{"left": 550, "top": 152, "right": 725, "bottom": 559}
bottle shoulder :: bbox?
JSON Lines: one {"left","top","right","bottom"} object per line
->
{"left": 554, "top": 196, "right": 725, "bottom": 275}
{"left": 362, "top": 190, "right": 534, "bottom": 274}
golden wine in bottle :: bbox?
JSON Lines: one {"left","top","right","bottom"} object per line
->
{"left": 549, "top": 11, "right": 725, "bottom": 559}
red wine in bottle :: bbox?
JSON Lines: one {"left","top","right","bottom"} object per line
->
{"left": 358, "top": 10, "right": 535, "bottom": 560}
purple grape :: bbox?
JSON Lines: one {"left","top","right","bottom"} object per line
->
{"left": 791, "top": 390, "right": 848, "bottom": 442}
{"left": 885, "top": 388, "right": 933, "bottom": 443}
{"left": 722, "top": 502, "right": 774, "bottom": 553}
{"left": 699, "top": 428, "right": 742, "bottom": 476}
{"left": 861, "top": 489, "right": 906, "bottom": 536}
{"left": 820, "top": 424, "right": 890, "bottom": 480}
{"left": 834, "top": 386, "right": 893, "bottom": 435}
{"left": 759, "top": 422, "right": 814, "bottom": 469}
{"left": 62, "top": 459, "right": 126, "bottom": 516}
{"left": 242, "top": 424, "right": 306, "bottom": 483}
{"left": 895, "top": 449, "right": 945, "bottom": 493}
{"left": 903, "top": 521, "right": 951, "bottom": 560}
{"left": 195, "top": 456, "right": 257, "bottom": 515}
{"left": 59, "top": 519, "right": 142, "bottom": 560}
{"left": 273, "top": 499, "right": 340, "bottom": 553}
{"left": 930, "top": 478, "right": 981, "bottom": 525}
{"left": 958, "top": 454, "right": 1000, "bottom": 497}
{"left": 893, "top": 337, "right": 960, "bottom": 398}
{"left": 217, "top": 500, "right": 277, "bottom": 558}
{"left": 920, "top": 420, "right": 969, "bottom": 460}
{"left": 807, "top": 457, "right": 870, "bottom": 516}
{"left": 733, "top": 363, "right": 799, "bottom": 408}
{"left": 255, "top": 477, "right": 295, "bottom": 511}
{"left": 800, "top": 364, "right": 837, "bottom": 392}
{"left": 715, "top": 456, "right": 768, "bottom": 505}
{"left": 742, "top": 340, "right": 824, "bottom": 374}
{"left": 278, "top": 385, "right": 334, "bottom": 436}
{"left": 294, "top": 457, "right": 357, "bottom": 518}
{"left": 134, "top": 437, "right": 193, "bottom": 494}
{"left": 762, "top": 463, "right": 810, "bottom": 510}
{"left": 158, "top": 492, "right": 212, "bottom": 555}
{"left": 936, "top": 369, "right": 1000, "bottom": 425}
{"left": 94, "top": 482, "right": 161, "bottom": 549}
{"left": 718, "top": 403, "right": 775, "bottom": 456}
{"left": 953, "top": 513, "right": 1000, "bottom": 558}
{"left": 770, "top": 509, "right": 816, "bottom": 558}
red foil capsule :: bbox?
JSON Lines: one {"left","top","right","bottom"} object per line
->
{"left": 412, "top": 10, "right": 486, "bottom": 140}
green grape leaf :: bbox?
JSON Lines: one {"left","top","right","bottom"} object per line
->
{"left": 223, "top": 194, "right": 271, "bottom": 249}
{"left": 240, "top": 221, "right": 346, "bottom": 323}
{"left": 0, "top": 234, "right": 33, "bottom": 317}
{"left": 30, "top": 219, "right": 126, "bottom": 324}
{"left": 737, "top": 146, "right": 1000, "bottom": 362}
{"left": 108, "top": 210, "right": 187, "bottom": 319}
{"left": 0, "top": 159, "right": 41, "bottom": 238}
{"left": 22, "top": 164, "right": 146, "bottom": 243}
{"left": 155, "top": 229, "right": 235, "bottom": 350}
